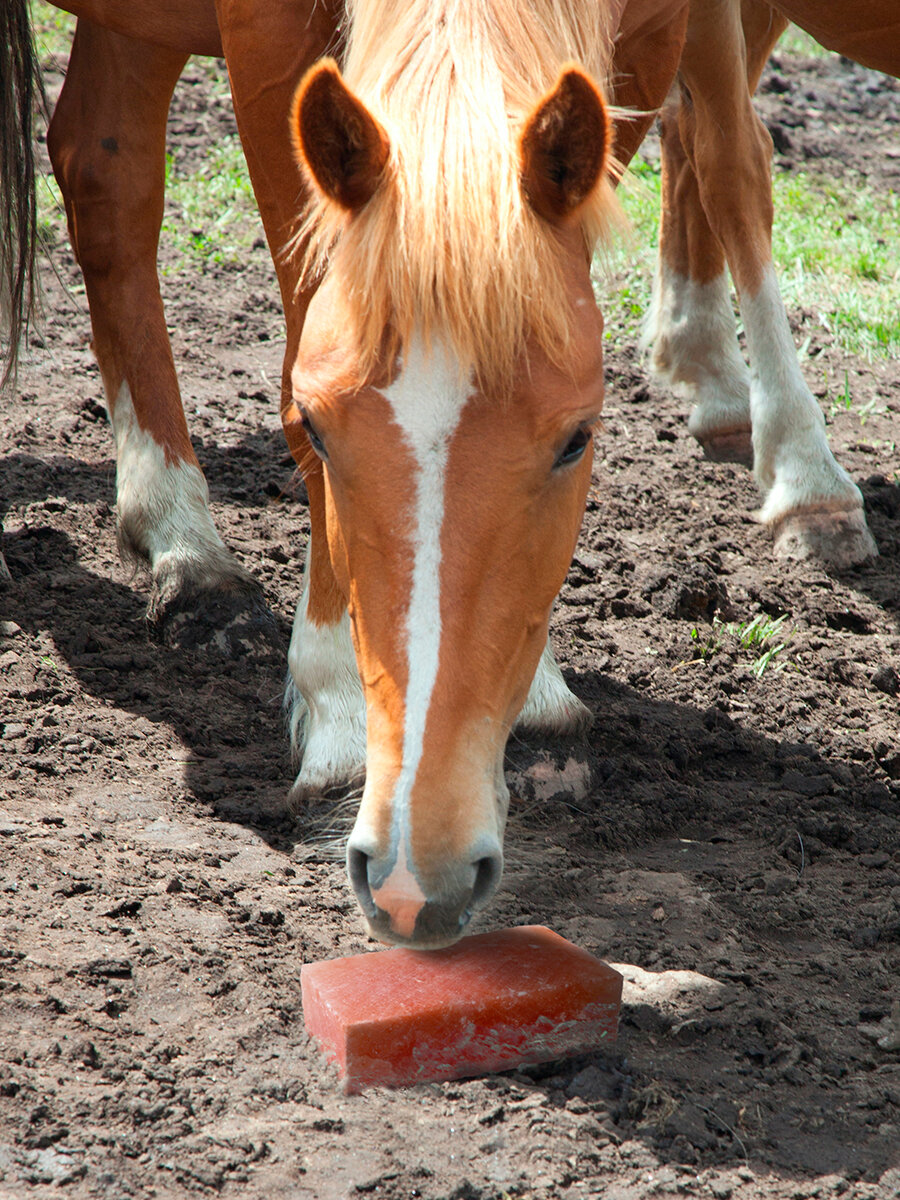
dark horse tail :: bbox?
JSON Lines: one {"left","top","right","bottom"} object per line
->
{"left": 0, "top": 0, "right": 43, "bottom": 388}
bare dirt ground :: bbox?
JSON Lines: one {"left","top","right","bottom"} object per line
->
{"left": 1, "top": 37, "right": 899, "bottom": 1200}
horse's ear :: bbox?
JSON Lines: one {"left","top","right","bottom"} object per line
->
{"left": 520, "top": 65, "right": 610, "bottom": 224}
{"left": 292, "top": 59, "right": 390, "bottom": 211}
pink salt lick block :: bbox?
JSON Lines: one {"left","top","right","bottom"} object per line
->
{"left": 301, "top": 925, "right": 622, "bottom": 1092}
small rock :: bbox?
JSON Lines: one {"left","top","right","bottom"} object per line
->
{"left": 851, "top": 926, "right": 880, "bottom": 950}
{"left": 859, "top": 852, "right": 890, "bottom": 869}
{"left": 0, "top": 621, "right": 21, "bottom": 637}
{"left": 665, "top": 1102, "right": 717, "bottom": 1150}
{"left": 2, "top": 723, "right": 27, "bottom": 739}
{"left": 878, "top": 1001, "right": 900, "bottom": 1051}
{"left": 764, "top": 872, "right": 795, "bottom": 896}
{"left": 871, "top": 665, "right": 899, "bottom": 695}
{"left": 509, "top": 755, "right": 591, "bottom": 804}
{"left": 76, "top": 958, "right": 133, "bottom": 979}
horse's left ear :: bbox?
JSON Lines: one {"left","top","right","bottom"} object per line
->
{"left": 292, "top": 59, "right": 390, "bottom": 211}
{"left": 519, "top": 65, "right": 610, "bottom": 224}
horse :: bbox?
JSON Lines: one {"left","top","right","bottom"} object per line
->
{"left": 645, "top": 0, "right": 899, "bottom": 569}
{"left": 2, "top": 0, "right": 693, "bottom": 948}
{"left": 5, "top": 0, "right": 888, "bottom": 948}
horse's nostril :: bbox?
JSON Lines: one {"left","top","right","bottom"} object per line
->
{"left": 347, "top": 846, "right": 377, "bottom": 918}
{"left": 471, "top": 852, "right": 503, "bottom": 910}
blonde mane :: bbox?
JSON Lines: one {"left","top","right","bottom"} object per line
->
{"left": 295, "top": 0, "right": 620, "bottom": 393}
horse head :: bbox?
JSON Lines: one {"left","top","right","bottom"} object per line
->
{"left": 288, "top": 48, "right": 614, "bottom": 947}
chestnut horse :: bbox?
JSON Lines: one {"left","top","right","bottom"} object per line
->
{"left": 5, "top": 1, "right": 889, "bottom": 946}
{"left": 647, "top": 0, "right": 900, "bottom": 569}
{"left": 2, "top": 0, "right": 691, "bottom": 947}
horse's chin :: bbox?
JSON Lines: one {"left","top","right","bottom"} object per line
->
{"left": 365, "top": 917, "right": 469, "bottom": 952}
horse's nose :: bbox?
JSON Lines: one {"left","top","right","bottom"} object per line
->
{"left": 346, "top": 837, "right": 503, "bottom": 948}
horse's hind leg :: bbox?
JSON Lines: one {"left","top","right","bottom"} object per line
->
{"left": 47, "top": 19, "right": 272, "bottom": 651}
{"left": 648, "top": 98, "right": 756, "bottom": 466}
{"left": 646, "top": 3, "right": 789, "bottom": 468}
{"left": 658, "top": 0, "right": 876, "bottom": 566}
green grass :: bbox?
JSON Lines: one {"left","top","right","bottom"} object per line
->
{"left": 777, "top": 26, "right": 830, "bottom": 59}
{"left": 26, "top": 7, "right": 900, "bottom": 350}
{"left": 161, "top": 141, "right": 261, "bottom": 269}
{"left": 29, "top": 1, "right": 74, "bottom": 59}
{"left": 688, "top": 614, "right": 793, "bottom": 678}
{"left": 29, "top": 2, "right": 260, "bottom": 270}
{"left": 598, "top": 18, "right": 900, "bottom": 368}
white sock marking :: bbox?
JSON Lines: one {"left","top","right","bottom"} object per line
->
{"left": 286, "top": 541, "right": 366, "bottom": 793}
{"left": 644, "top": 266, "right": 751, "bottom": 441}
{"left": 740, "top": 265, "right": 862, "bottom": 521}
{"left": 111, "top": 382, "right": 234, "bottom": 582}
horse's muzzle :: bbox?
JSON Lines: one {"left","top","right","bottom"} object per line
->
{"left": 346, "top": 839, "right": 503, "bottom": 949}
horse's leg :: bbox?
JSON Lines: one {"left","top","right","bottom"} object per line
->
{"left": 213, "top": 0, "right": 369, "bottom": 795}
{"left": 668, "top": 0, "right": 876, "bottom": 565}
{"left": 649, "top": 97, "right": 756, "bottom": 466}
{"left": 512, "top": 4, "right": 693, "bottom": 739}
{"left": 47, "top": 19, "right": 272, "bottom": 650}
{"left": 608, "top": 1, "right": 690, "bottom": 173}
{"left": 646, "top": 2, "right": 788, "bottom": 467}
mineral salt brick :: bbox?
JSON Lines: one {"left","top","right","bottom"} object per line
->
{"left": 301, "top": 925, "right": 622, "bottom": 1092}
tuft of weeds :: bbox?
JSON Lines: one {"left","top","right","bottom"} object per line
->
{"left": 686, "top": 613, "right": 793, "bottom": 678}
{"left": 777, "top": 25, "right": 830, "bottom": 59}
{"left": 30, "top": 2, "right": 75, "bottom": 61}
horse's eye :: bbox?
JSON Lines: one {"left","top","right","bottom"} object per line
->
{"left": 300, "top": 409, "right": 328, "bottom": 459}
{"left": 555, "top": 424, "right": 592, "bottom": 468}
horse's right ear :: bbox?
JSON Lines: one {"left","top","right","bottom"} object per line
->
{"left": 292, "top": 59, "right": 390, "bottom": 211}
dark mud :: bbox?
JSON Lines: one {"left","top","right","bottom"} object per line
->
{"left": 1, "top": 40, "right": 898, "bottom": 1200}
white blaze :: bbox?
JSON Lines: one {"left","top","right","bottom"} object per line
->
{"left": 373, "top": 333, "right": 471, "bottom": 919}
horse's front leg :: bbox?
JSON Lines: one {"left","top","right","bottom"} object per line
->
{"left": 47, "top": 20, "right": 272, "bottom": 651}
{"left": 283, "top": 461, "right": 367, "bottom": 799}
{"left": 653, "top": 0, "right": 876, "bottom": 566}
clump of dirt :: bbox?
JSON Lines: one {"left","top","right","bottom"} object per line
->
{"left": 1, "top": 43, "right": 898, "bottom": 1200}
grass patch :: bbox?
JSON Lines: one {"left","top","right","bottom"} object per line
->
{"left": 29, "top": 1, "right": 74, "bottom": 59}
{"left": 774, "top": 176, "right": 900, "bottom": 358}
{"left": 28, "top": 3, "right": 261, "bottom": 270}
{"left": 686, "top": 614, "right": 793, "bottom": 678}
{"left": 161, "top": 141, "right": 262, "bottom": 270}
{"left": 27, "top": 5, "right": 900, "bottom": 342}
{"left": 777, "top": 26, "right": 830, "bottom": 59}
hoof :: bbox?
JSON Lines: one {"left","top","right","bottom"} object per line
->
{"left": 288, "top": 771, "right": 365, "bottom": 814}
{"left": 149, "top": 576, "right": 281, "bottom": 657}
{"left": 696, "top": 427, "right": 753, "bottom": 468}
{"left": 283, "top": 676, "right": 367, "bottom": 808}
{"left": 516, "top": 640, "right": 592, "bottom": 737}
{"left": 515, "top": 684, "right": 592, "bottom": 738}
{"left": 772, "top": 506, "right": 878, "bottom": 569}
